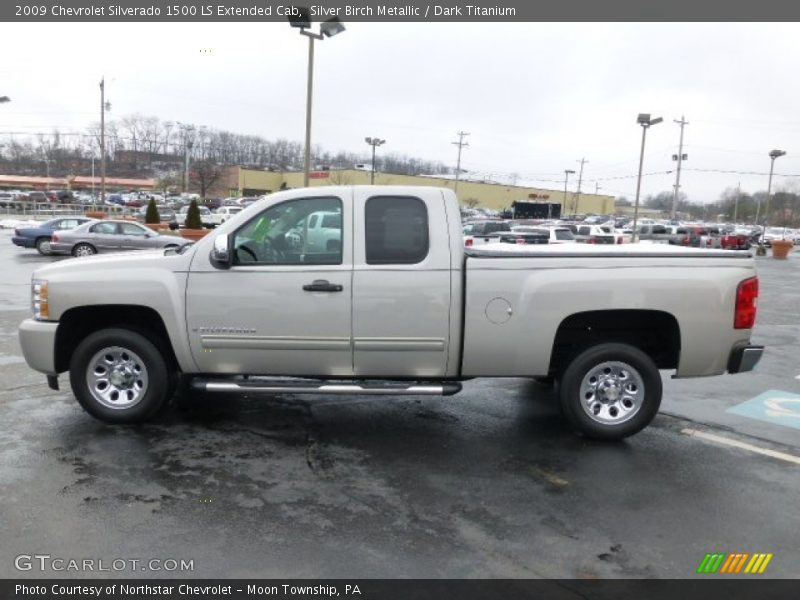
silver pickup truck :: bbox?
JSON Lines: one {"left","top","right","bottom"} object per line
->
{"left": 18, "top": 186, "right": 763, "bottom": 440}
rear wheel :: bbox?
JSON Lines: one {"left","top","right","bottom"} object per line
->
{"left": 558, "top": 343, "right": 661, "bottom": 440}
{"left": 35, "top": 237, "right": 52, "bottom": 255}
{"left": 72, "top": 243, "right": 96, "bottom": 257}
{"left": 69, "top": 328, "right": 170, "bottom": 423}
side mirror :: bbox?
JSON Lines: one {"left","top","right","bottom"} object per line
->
{"left": 210, "top": 234, "right": 232, "bottom": 269}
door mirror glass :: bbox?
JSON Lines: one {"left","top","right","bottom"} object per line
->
{"left": 211, "top": 234, "right": 231, "bottom": 268}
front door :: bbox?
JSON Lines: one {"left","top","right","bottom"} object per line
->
{"left": 186, "top": 192, "right": 353, "bottom": 377}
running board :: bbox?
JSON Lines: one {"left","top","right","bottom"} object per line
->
{"left": 190, "top": 378, "right": 462, "bottom": 397}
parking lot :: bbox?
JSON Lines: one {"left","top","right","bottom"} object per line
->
{"left": 0, "top": 228, "right": 798, "bottom": 579}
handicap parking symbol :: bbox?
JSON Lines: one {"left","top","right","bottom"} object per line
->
{"left": 727, "top": 390, "right": 800, "bottom": 430}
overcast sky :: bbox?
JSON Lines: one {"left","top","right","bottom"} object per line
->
{"left": 2, "top": 21, "right": 800, "bottom": 202}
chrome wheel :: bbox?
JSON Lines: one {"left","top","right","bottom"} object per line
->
{"left": 85, "top": 346, "right": 149, "bottom": 410}
{"left": 580, "top": 361, "right": 644, "bottom": 425}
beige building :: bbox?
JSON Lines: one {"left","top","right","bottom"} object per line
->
{"left": 212, "top": 167, "right": 616, "bottom": 215}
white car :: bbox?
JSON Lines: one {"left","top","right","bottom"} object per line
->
{"left": 174, "top": 204, "right": 215, "bottom": 228}
{"left": 510, "top": 225, "right": 576, "bottom": 244}
{"left": 213, "top": 206, "right": 243, "bottom": 225}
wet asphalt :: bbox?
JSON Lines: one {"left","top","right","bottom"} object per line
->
{"left": 0, "top": 229, "right": 798, "bottom": 579}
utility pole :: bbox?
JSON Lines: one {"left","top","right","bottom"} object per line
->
{"left": 733, "top": 182, "right": 740, "bottom": 223}
{"left": 671, "top": 116, "right": 688, "bottom": 220}
{"left": 452, "top": 131, "right": 470, "bottom": 193}
{"left": 563, "top": 169, "right": 575, "bottom": 218}
{"left": 574, "top": 157, "right": 588, "bottom": 214}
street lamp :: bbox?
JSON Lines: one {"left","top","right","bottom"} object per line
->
{"left": 288, "top": 9, "right": 346, "bottom": 187}
{"left": 99, "top": 77, "right": 112, "bottom": 203}
{"left": 563, "top": 169, "right": 575, "bottom": 217}
{"left": 364, "top": 137, "right": 385, "bottom": 184}
{"left": 756, "top": 149, "right": 786, "bottom": 238}
{"left": 631, "top": 113, "right": 663, "bottom": 242}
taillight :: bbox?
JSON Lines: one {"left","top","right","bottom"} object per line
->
{"left": 52, "top": 233, "right": 59, "bottom": 242}
{"left": 617, "top": 236, "right": 623, "bottom": 244}
{"left": 515, "top": 239, "right": 527, "bottom": 245}
{"left": 465, "top": 238, "right": 473, "bottom": 247}
{"left": 734, "top": 277, "right": 759, "bottom": 329}
{"left": 587, "top": 238, "right": 596, "bottom": 244}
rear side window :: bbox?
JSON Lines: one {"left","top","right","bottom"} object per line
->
{"left": 365, "top": 196, "right": 429, "bottom": 264}
{"left": 555, "top": 229, "right": 574, "bottom": 240}
{"left": 90, "top": 222, "right": 118, "bottom": 234}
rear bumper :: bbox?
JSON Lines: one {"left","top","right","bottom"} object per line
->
{"left": 728, "top": 343, "right": 764, "bottom": 374}
{"left": 18, "top": 318, "right": 58, "bottom": 376}
{"left": 12, "top": 236, "right": 36, "bottom": 248}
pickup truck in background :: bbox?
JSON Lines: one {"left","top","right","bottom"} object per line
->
{"left": 462, "top": 219, "right": 511, "bottom": 246}
{"left": 18, "top": 186, "right": 763, "bottom": 440}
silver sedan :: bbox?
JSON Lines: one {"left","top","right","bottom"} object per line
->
{"left": 49, "top": 220, "right": 193, "bottom": 257}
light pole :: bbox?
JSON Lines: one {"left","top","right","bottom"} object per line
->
{"left": 288, "top": 9, "right": 346, "bottom": 187}
{"left": 178, "top": 123, "right": 195, "bottom": 194}
{"left": 99, "top": 78, "right": 111, "bottom": 203}
{"left": 631, "top": 113, "right": 663, "bottom": 242}
{"left": 364, "top": 137, "right": 385, "bottom": 184}
{"left": 756, "top": 149, "right": 786, "bottom": 238}
{"left": 563, "top": 169, "right": 575, "bottom": 217}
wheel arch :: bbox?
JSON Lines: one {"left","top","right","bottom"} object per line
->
{"left": 548, "top": 309, "right": 681, "bottom": 377}
{"left": 55, "top": 305, "right": 180, "bottom": 375}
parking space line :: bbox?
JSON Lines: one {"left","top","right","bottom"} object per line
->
{"left": 681, "top": 428, "right": 800, "bottom": 465}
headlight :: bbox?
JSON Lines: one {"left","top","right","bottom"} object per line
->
{"left": 32, "top": 279, "right": 49, "bottom": 320}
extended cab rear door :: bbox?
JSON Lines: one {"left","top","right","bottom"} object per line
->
{"left": 352, "top": 188, "right": 453, "bottom": 377}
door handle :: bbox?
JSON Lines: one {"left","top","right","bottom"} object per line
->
{"left": 303, "top": 279, "right": 343, "bottom": 292}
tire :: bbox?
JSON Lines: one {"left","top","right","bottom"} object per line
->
{"left": 35, "top": 237, "right": 52, "bottom": 256}
{"left": 558, "top": 343, "right": 661, "bottom": 440}
{"left": 72, "top": 243, "right": 96, "bottom": 257}
{"left": 69, "top": 328, "right": 171, "bottom": 423}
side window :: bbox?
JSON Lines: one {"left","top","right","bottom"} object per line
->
{"left": 232, "top": 196, "right": 342, "bottom": 265}
{"left": 120, "top": 223, "right": 148, "bottom": 236}
{"left": 90, "top": 222, "right": 118, "bottom": 235}
{"left": 578, "top": 226, "right": 590, "bottom": 235}
{"left": 653, "top": 225, "right": 667, "bottom": 234}
{"left": 365, "top": 196, "right": 429, "bottom": 265}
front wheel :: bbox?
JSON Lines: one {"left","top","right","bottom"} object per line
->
{"left": 558, "top": 343, "right": 661, "bottom": 440}
{"left": 69, "top": 328, "right": 171, "bottom": 423}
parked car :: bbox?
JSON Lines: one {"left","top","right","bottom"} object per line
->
{"left": 462, "top": 220, "right": 511, "bottom": 246}
{"left": 137, "top": 205, "right": 176, "bottom": 223}
{"left": 27, "top": 191, "right": 49, "bottom": 204}
{"left": 19, "top": 185, "right": 763, "bottom": 442}
{"left": 574, "top": 224, "right": 617, "bottom": 244}
{"left": 285, "top": 210, "right": 342, "bottom": 252}
{"left": 11, "top": 217, "right": 94, "bottom": 255}
{"left": 762, "top": 227, "right": 794, "bottom": 247}
{"left": 48, "top": 220, "right": 192, "bottom": 256}
{"left": 212, "top": 206, "right": 243, "bottom": 225}
{"left": 492, "top": 230, "right": 550, "bottom": 245}
{"left": 510, "top": 225, "right": 576, "bottom": 244}
{"left": 174, "top": 205, "right": 216, "bottom": 228}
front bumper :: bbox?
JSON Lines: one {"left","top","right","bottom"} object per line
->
{"left": 18, "top": 318, "right": 58, "bottom": 375}
{"left": 728, "top": 343, "right": 764, "bottom": 374}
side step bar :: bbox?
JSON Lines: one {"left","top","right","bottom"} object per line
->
{"left": 191, "top": 378, "right": 462, "bottom": 397}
